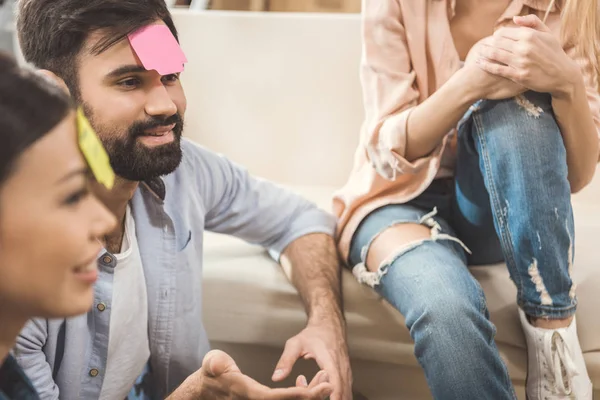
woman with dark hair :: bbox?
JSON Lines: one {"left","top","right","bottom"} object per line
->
{"left": 0, "top": 52, "right": 116, "bottom": 399}
{"left": 0, "top": 51, "right": 335, "bottom": 400}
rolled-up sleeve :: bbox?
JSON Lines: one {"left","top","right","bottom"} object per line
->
{"left": 14, "top": 319, "right": 60, "bottom": 400}
{"left": 361, "top": 0, "right": 424, "bottom": 180}
{"left": 566, "top": 46, "right": 600, "bottom": 161}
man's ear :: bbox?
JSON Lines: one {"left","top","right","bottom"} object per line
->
{"left": 36, "top": 69, "right": 71, "bottom": 96}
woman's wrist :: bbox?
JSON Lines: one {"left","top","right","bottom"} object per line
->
{"left": 551, "top": 60, "right": 583, "bottom": 100}
{"left": 452, "top": 66, "right": 483, "bottom": 106}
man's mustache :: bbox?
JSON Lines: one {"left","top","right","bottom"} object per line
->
{"left": 131, "top": 114, "right": 183, "bottom": 136}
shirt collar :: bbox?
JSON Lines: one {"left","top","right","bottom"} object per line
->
{"left": 142, "top": 177, "right": 166, "bottom": 202}
{"left": 446, "top": 0, "right": 558, "bottom": 20}
{"left": 522, "top": 0, "right": 558, "bottom": 12}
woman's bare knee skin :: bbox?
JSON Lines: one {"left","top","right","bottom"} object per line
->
{"left": 366, "top": 224, "right": 431, "bottom": 273}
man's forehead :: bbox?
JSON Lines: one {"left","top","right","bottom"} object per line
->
{"left": 81, "top": 33, "right": 141, "bottom": 72}
{"left": 84, "top": 19, "right": 167, "bottom": 50}
{"left": 128, "top": 25, "right": 187, "bottom": 76}
{"left": 82, "top": 22, "right": 187, "bottom": 76}
{"left": 82, "top": 30, "right": 140, "bottom": 64}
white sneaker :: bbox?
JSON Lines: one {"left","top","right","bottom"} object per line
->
{"left": 519, "top": 309, "right": 592, "bottom": 399}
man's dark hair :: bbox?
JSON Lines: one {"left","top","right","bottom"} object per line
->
{"left": 0, "top": 51, "right": 73, "bottom": 185}
{"left": 16, "top": 0, "right": 178, "bottom": 100}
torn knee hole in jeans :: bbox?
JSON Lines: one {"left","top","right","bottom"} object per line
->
{"left": 352, "top": 208, "right": 472, "bottom": 288}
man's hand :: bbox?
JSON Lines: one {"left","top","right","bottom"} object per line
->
{"left": 277, "top": 233, "right": 353, "bottom": 400}
{"left": 276, "top": 233, "right": 353, "bottom": 399}
{"left": 167, "top": 350, "right": 333, "bottom": 400}
{"left": 273, "top": 322, "right": 352, "bottom": 400}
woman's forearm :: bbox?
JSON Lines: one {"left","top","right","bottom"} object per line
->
{"left": 552, "top": 76, "right": 599, "bottom": 193}
{"left": 404, "top": 68, "right": 478, "bottom": 162}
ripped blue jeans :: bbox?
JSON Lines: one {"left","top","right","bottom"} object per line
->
{"left": 348, "top": 92, "right": 576, "bottom": 400}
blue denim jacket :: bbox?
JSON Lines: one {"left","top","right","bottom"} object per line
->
{"left": 0, "top": 355, "right": 39, "bottom": 400}
{"left": 13, "top": 139, "right": 336, "bottom": 400}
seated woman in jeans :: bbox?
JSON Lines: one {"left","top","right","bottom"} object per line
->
{"left": 0, "top": 53, "right": 116, "bottom": 399}
{"left": 334, "top": 1, "right": 599, "bottom": 399}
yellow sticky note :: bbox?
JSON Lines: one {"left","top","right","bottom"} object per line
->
{"left": 77, "top": 108, "right": 115, "bottom": 189}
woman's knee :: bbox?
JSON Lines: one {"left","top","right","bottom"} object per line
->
{"left": 474, "top": 91, "right": 561, "bottom": 148}
{"left": 351, "top": 210, "right": 469, "bottom": 289}
{"left": 364, "top": 223, "right": 431, "bottom": 273}
{"left": 375, "top": 242, "right": 487, "bottom": 330}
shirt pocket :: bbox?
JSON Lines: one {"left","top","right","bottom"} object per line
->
{"left": 177, "top": 229, "right": 193, "bottom": 252}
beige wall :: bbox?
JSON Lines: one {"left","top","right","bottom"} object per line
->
{"left": 174, "top": 10, "right": 364, "bottom": 186}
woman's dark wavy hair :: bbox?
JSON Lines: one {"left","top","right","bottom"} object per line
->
{"left": 0, "top": 52, "right": 73, "bottom": 184}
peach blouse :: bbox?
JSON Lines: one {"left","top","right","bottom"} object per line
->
{"left": 333, "top": 0, "right": 600, "bottom": 260}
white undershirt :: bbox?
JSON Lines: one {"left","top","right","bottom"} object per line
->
{"left": 99, "top": 206, "right": 150, "bottom": 400}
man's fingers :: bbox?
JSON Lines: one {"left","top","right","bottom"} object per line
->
{"left": 309, "top": 382, "right": 335, "bottom": 400}
{"left": 202, "top": 349, "right": 240, "bottom": 378}
{"left": 273, "top": 339, "right": 303, "bottom": 382}
{"left": 311, "top": 351, "right": 338, "bottom": 385}
{"left": 312, "top": 355, "right": 345, "bottom": 400}
{"left": 308, "top": 371, "right": 329, "bottom": 389}
{"left": 296, "top": 371, "right": 330, "bottom": 390}
{"left": 211, "top": 364, "right": 333, "bottom": 400}
{"left": 262, "top": 383, "right": 334, "bottom": 400}
{"left": 296, "top": 375, "right": 308, "bottom": 388}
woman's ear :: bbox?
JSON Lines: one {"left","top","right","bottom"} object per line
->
{"left": 36, "top": 69, "right": 71, "bottom": 96}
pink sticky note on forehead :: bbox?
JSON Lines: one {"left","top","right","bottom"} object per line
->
{"left": 128, "top": 25, "right": 188, "bottom": 75}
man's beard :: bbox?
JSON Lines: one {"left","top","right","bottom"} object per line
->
{"left": 83, "top": 105, "right": 184, "bottom": 182}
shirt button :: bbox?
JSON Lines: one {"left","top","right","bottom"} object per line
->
{"left": 97, "top": 303, "right": 106, "bottom": 312}
{"left": 102, "top": 255, "right": 113, "bottom": 264}
{"left": 89, "top": 369, "right": 99, "bottom": 377}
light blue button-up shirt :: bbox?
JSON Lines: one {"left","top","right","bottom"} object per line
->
{"left": 14, "top": 139, "right": 336, "bottom": 399}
